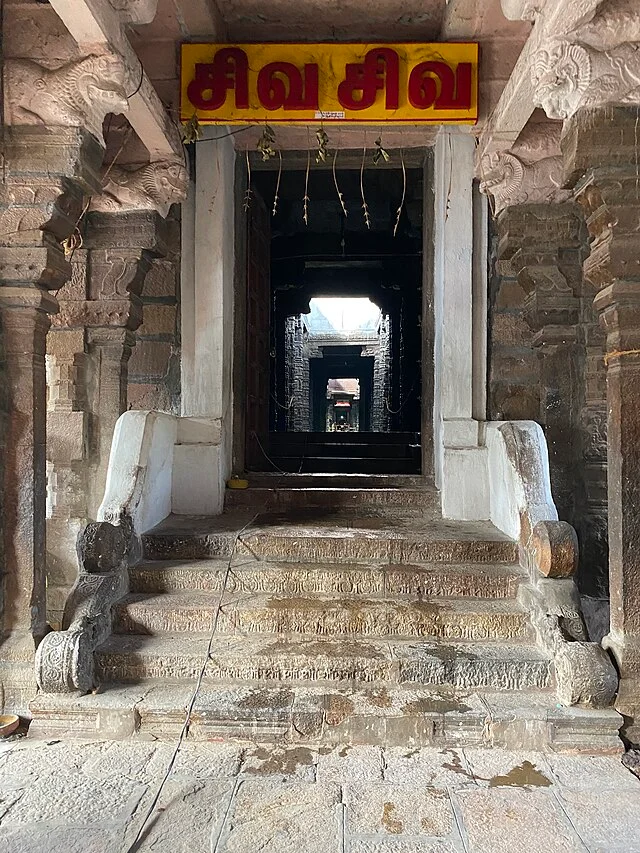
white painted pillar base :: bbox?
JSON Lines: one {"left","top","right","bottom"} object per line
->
{"left": 179, "top": 129, "right": 236, "bottom": 514}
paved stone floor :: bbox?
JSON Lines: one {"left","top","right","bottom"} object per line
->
{"left": 0, "top": 738, "right": 638, "bottom": 852}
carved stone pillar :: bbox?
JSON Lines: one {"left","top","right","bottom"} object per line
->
{"left": 0, "top": 128, "right": 103, "bottom": 655}
{"left": 563, "top": 105, "right": 640, "bottom": 730}
{"left": 49, "top": 211, "right": 167, "bottom": 531}
{"left": 480, "top": 129, "right": 610, "bottom": 606}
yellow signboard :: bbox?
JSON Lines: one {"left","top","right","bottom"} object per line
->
{"left": 181, "top": 43, "right": 478, "bottom": 125}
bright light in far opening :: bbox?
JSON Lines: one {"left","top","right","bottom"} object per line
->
{"left": 306, "top": 297, "right": 381, "bottom": 334}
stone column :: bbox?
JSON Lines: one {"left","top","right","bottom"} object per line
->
{"left": 499, "top": 203, "right": 584, "bottom": 522}
{"left": 562, "top": 105, "right": 640, "bottom": 728}
{"left": 479, "top": 130, "right": 609, "bottom": 606}
{"left": 0, "top": 127, "right": 104, "bottom": 650}
{"left": 84, "top": 210, "right": 167, "bottom": 515}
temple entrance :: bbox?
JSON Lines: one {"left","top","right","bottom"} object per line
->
{"left": 242, "top": 154, "right": 428, "bottom": 475}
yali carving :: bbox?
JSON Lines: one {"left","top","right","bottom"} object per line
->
{"left": 532, "top": 38, "right": 640, "bottom": 120}
{"left": 91, "top": 162, "right": 188, "bottom": 217}
{"left": 4, "top": 54, "right": 129, "bottom": 142}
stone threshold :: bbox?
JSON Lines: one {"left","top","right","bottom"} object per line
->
{"left": 28, "top": 682, "right": 622, "bottom": 753}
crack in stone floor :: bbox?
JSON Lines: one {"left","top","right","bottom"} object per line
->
{"left": 0, "top": 738, "right": 638, "bottom": 853}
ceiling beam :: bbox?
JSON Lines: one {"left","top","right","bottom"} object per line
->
{"left": 48, "top": 0, "right": 184, "bottom": 162}
{"left": 478, "top": 0, "right": 604, "bottom": 156}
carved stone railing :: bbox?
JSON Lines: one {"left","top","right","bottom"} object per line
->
{"left": 35, "top": 409, "right": 218, "bottom": 693}
{"left": 486, "top": 421, "right": 618, "bottom": 708}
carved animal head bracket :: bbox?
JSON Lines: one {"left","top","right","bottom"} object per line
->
{"left": 478, "top": 149, "right": 571, "bottom": 215}
{"left": 91, "top": 161, "right": 189, "bottom": 217}
{"left": 4, "top": 54, "right": 129, "bottom": 143}
{"left": 532, "top": 37, "right": 640, "bottom": 121}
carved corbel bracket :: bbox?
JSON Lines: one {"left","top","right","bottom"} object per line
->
{"left": 4, "top": 54, "right": 129, "bottom": 143}
{"left": 35, "top": 515, "right": 139, "bottom": 693}
{"left": 109, "top": 0, "right": 159, "bottom": 25}
{"left": 531, "top": 38, "right": 640, "bottom": 121}
{"left": 500, "top": 0, "right": 546, "bottom": 21}
{"left": 90, "top": 161, "right": 189, "bottom": 218}
{"left": 478, "top": 149, "right": 572, "bottom": 215}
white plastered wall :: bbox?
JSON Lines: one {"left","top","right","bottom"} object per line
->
{"left": 432, "top": 129, "right": 490, "bottom": 520}
{"left": 178, "top": 128, "right": 236, "bottom": 514}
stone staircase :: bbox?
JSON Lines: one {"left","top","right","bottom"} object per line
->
{"left": 263, "top": 432, "right": 422, "bottom": 474}
{"left": 30, "top": 475, "right": 621, "bottom": 750}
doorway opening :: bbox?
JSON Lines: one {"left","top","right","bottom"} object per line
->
{"left": 243, "top": 157, "right": 427, "bottom": 474}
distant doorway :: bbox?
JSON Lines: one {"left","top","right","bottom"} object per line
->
{"left": 243, "top": 158, "right": 427, "bottom": 474}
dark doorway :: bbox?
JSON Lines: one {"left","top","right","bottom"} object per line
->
{"left": 245, "top": 156, "right": 425, "bottom": 474}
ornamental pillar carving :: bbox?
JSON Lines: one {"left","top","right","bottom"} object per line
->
{"left": 0, "top": 127, "right": 103, "bottom": 652}
{"left": 47, "top": 211, "right": 167, "bottom": 592}
{"left": 563, "top": 105, "right": 640, "bottom": 732}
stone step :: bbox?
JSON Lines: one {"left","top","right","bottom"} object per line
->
{"left": 243, "top": 473, "right": 429, "bottom": 489}
{"left": 264, "top": 456, "right": 421, "bottom": 474}
{"left": 95, "top": 634, "right": 552, "bottom": 691}
{"left": 113, "top": 593, "right": 532, "bottom": 641}
{"left": 28, "top": 682, "right": 622, "bottom": 752}
{"left": 269, "top": 431, "right": 421, "bottom": 446}
{"left": 270, "top": 443, "right": 418, "bottom": 459}
{"left": 224, "top": 486, "right": 439, "bottom": 515}
{"left": 142, "top": 515, "right": 518, "bottom": 565}
{"left": 129, "top": 559, "right": 523, "bottom": 599}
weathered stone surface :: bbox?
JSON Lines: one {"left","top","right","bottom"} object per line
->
{"left": 349, "top": 842, "right": 461, "bottom": 853}
{"left": 128, "top": 780, "right": 234, "bottom": 853}
{"left": 112, "top": 592, "right": 531, "bottom": 641}
{"left": 218, "top": 780, "right": 343, "bottom": 852}
{"left": 556, "top": 789, "right": 640, "bottom": 852}
{"left": 454, "top": 789, "right": 585, "bottom": 853}
{"left": 0, "top": 827, "right": 122, "bottom": 853}
{"left": 317, "top": 745, "right": 383, "bottom": 783}
{"left": 383, "top": 747, "right": 476, "bottom": 788}
{"left": 2, "top": 774, "right": 144, "bottom": 825}
{"left": 344, "top": 782, "right": 453, "bottom": 836}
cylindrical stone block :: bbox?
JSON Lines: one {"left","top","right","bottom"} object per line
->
{"left": 532, "top": 520, "right": 578, "bottom": 578}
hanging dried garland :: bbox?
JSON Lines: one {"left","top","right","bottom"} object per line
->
{"left": 272, "top": 149, "right": 282, "bottom": 216}
{"left": 333, "top": 146, "right": 348, "bottom": 217}
{"left": 360, "top": 140, "right": 371, "bottom": 230}
{"left": 303, "top": 141, "right": 311, "bottom": 226}
{"left": 315, "top": 128, "right": 330, "bottom": 163}
{"left": 393, "top": 148, "right": 406, "bottom": 238}
{"left": 243, "top": 148, "right": 253, "bottom": 212}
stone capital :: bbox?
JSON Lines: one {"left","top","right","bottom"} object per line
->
{"left": 85, "top": 210, "right": 168, "bottom": 254}
{"left": 4, "top": 53, "right": 129, "bottom": 144}
{"left": 478, "top": 144, "right": 571, "bottom": 216}
{"left": 0, "top": 285, "right": 59, "bottom": 316}
{"left": 86, "top": 326, "right": 137, "bottom": 351}
{"left": 109, "top": 0, "right": 159, "bottom": 24}
{"left": 90, "top": 161, "right": 188, "bottom": 218}
{"left": 54, "top": 297, "right": 143, "bottom": 332}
